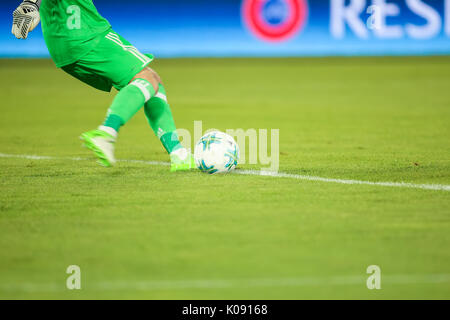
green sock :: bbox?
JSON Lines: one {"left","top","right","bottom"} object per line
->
{"left": 144, "top": 84, "right": 182, "bottom": 154}
{"left": 103, "top": 78, "right": 155, "bottom": 132}
{"left": 103, "top": 114, "right": 123, "bottom": 132}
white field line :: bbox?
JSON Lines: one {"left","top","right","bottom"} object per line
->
{"left": 0, "top": 152, "right": 449, "bottom": 192}
{"left": 236, "top": 170, "right": 450, "bottom": 192}
{"left": 0, "top": 152, "right": 169, "bottom": 167}
{"left": 1, "top": 274, "right": 450, "bottom": 293}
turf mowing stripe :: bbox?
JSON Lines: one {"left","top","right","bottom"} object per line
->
{"left": 0, "top": 152, "right": 449, "bottom": 192}
{"left": 1, "top": 274, "right": 450, "bottom": 292}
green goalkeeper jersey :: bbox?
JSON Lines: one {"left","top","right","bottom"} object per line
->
{"left": 40, "top": 0, "right": 111, "bottom": 67}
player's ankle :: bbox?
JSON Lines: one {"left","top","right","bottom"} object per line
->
{"left": 98, "top": 125, "right": 118, "bottom": 139}
{"left": 102, "top": 114, "right": 123, "bottom": 134}
{"left": 170, "top": 147, "right": 189, "bottom": 161}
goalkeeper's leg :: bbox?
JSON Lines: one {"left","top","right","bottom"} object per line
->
{"left": 81, "top": 68, "right": 158, "bottom": 167}
{"left": 142, "top": 70, "right": 195, "bottom": 172}
{"left": 81, "top": 67, "right": 194, "bottom": 170}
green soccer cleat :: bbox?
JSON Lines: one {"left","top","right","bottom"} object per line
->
{"left": 170, "top": 150, "right": 196, "bottom": 172}
{"left": 80, "top": 129, "right": 116, "bottom": 167}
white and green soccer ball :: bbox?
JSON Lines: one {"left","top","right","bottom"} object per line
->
{"left": 194, "top": 131, "right": 240, "bottom": 174}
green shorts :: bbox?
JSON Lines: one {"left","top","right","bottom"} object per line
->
{"left": 61, "top": 30, "right": 154, "bottom": 92}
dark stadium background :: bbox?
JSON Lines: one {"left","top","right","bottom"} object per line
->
{"left": 0, "top": 0, "right": 449, "bottom": 58}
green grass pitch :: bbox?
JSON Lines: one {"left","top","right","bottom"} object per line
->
{"left": 0, "top": 57, "right": 449, "bottom": 299}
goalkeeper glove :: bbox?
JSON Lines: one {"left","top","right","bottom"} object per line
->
{"left": 12, "top": 0, "right": 41, "bottom": 39}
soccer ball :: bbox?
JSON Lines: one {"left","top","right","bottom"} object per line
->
{"left": 194, "top": 131, "right": 240, "bottom": 174}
